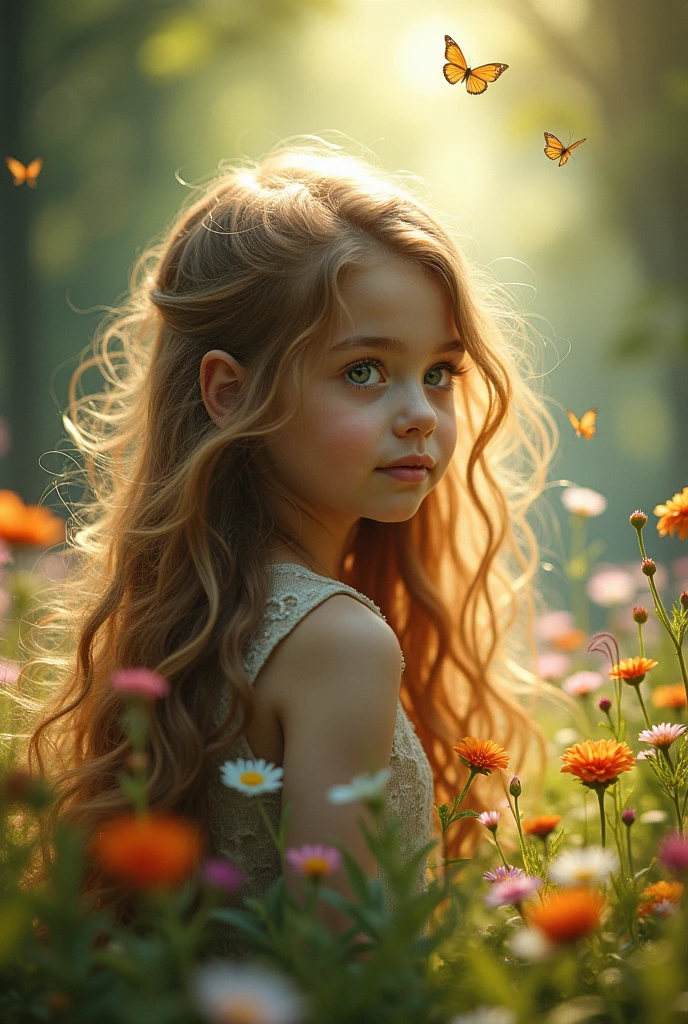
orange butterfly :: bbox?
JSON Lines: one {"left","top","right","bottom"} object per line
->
{"left": 544, "top": 132, "right": 586, "bottom": 167}
{"left": 5, "top": 156, "right": 43, "bottom": 187}
{"left": 567, "top": 408, "right": 597, "bottom": 439}
{"left": 443, "top": 35, "right": 508, "bottom": 95}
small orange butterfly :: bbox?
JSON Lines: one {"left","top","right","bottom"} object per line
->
{"left": 443, "top": 35, "right": 508, "bottom": 95}
{"left": 5, "top": 156, "right": 43, "bottom": 187}
{"left": 544, "top": 132, "right": 586, "bottom": 167}
{"left": 567, "top": 408, "right": 597, "bottom": 439}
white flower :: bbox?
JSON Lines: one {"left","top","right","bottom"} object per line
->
{"left": 640, "top": 809, "right": 668, "bottom": 824}
{"left": 549, "top": 846, "right": 618, "bottom": 886}
{"left": 192, "top": 962, "right": 306, "bottom": 1024}
{"left": 561, "top": 487, "right": 607, "bottom": 518}
{"left": 638, "top": 722, "right": 688, "bottom": 750}
{"left": 220, "top": 758, "right": 284, "bottom": 796}
{"left": 507, "top": 927, "right": 554, "bottom": 962}
{"left": 637, "top": 750, "right": 657, "bottom": 760}
{"left": 552, "top": 727, "right": 580, "bottom": 747}
{"left": 327, "top": 768, "right": 391, "bottom": 805}
{"left": 653, "top": 899, "right": 680, "bottom": 918}
{"left": 449, "top": 1007, "right": 518, "bottom": 1024}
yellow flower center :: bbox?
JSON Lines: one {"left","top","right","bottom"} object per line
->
{"left": 574, "top": 868, "right": 596, "bottom": 883}
{"left": 304, "top": 856, "right": 331, "bottom": 877}
{"left": 217, "top": 996, "right": 265, "bottom": 1024}
{"left": 239, "top": 771, "right": 265, "bottom": 787}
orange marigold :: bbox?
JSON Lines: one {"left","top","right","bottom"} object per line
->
{"left": 551, "top": 629, "right": 587, "bottom": 653}
{"left": 522, "top": 814, "right": 562, "bottom": 838}
{"left": 452, "top": 737, "right": 510, "bottom": 774}
{"left": 90, "top": 812, "right": 203, "bottom": 889}
{"left": 637, "top": 880, "right": 684, "bottom": 917}
{"left": 560, "top": 738, "right": 635, "bottom": 788}
{"left": 608, "top": 657, "right": 658, "bottom": 684}
{"left": 652, "top": 684, "right": 687, "bottom": 710}
{"left": 0, "top": 490, "right": 65, "bottom": 547}
{"left": 654, "top": 487, "right": 688, "bottom": 541}
{"left": 527, "top": 887, "right": 605, "bottom": 943}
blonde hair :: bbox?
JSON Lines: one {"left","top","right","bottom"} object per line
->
{"left": 18, "top": 137, "right": 558, "bottom": 921}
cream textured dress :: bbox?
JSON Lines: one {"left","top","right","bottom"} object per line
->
{"left": 206, "top": 563, "right": 435, "bottom": 958}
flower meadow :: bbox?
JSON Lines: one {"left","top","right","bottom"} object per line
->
{"left": 1, "top": 484, "right": 688, "bottom": 1021}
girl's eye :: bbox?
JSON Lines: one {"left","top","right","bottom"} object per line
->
{"left": 342, "top": 356, "right": 467, "bottom": 391}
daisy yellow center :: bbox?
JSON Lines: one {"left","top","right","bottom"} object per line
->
{"left": 574, "top": 868, "right": 596, "bottom": 882}
{"left": 217, "top": 996, "right": 264, "bottom": 1024}
{"left": 304, "top": 856, "right": 331, "bottom": 877}
{"left": 239, "top": 771, "right": 265, "bottom": 786}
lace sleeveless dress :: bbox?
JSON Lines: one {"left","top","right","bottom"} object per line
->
{"left": 205, "top": 563, "right": 435, "bottom": 958}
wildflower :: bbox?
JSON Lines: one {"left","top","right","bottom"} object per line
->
{"left": 637, "top": 880, "right": 683, "bottom": 917}
{"left": 0, "top": 490, "right": 65, "bottom": 547}
{"left": 110, "top": 667, "right": 171, "bottom": 700}
{"left": 640, "top": 809, "right": 668, "bottom": 824}
{"left": 652, "top": 684, "right": 687, "bottom": 710}
{"left": 484, "top": 875, "right": 543, "bottom": 907}
{"left": 91, "top": 812, "right": 203, "bottom": 889}
{"left": 654, "top": 899, "right": 680, "bottom": 917}
{"left": 453, "top": 738, "right": 509, "bottom": 776}
{"left": 552, "top": 628, "right": 587, "bottom": 652}
{"left": 638, "top": 722, "right": 687, "bottom": 749}
{"left": 326, "top": 767, "right": 391, "bottom": 805}
{"left": 526, "top": 887, "right": 605, "bottom": 943}
{"left": 608, "top": 656, "right": 658, "bottom": 685}
{"left": 654, "top": 486, "right": 688, "bottom": 541}
{"left": 0, "top": 660, "right": 20, "bottom": 686}
{"left": 658, "top": 833, "right": 688, "bottom": 874}
{"left": 286, "top": 843, "right": 341, "bottom": 881}
{"left": 477, "top": 810, "right": 501, "bottom": 832}
{"left": 562, "top": 671, "right": 604, "bottom": 696}
{"left": 201, "top": 858, "right": 245, "bottom": 891}
{"left": 586, "top": 566, "right": 636, "bottom": 607}
{"left": 192, "top": 962, "right": 307, "bottom": 1024}
{"left": 507, "top": 927, "right": 553, "bottom": 962}
{"left": 522, "top": 815, "right": 562, "bottom": 839}
{"left": 449, "top": 1008, "right": 517, "bottom": 1024}
{"left": 560, "top": 739, "right": 635, "bottom": 788}
{"left": 549, "top": 846, "right": 619, "bottom": 886}
{"left": 553, "top": 727, "right": 579, "bottom": 746}
{"left": 641, "top": 558, "right": 656, "bottom": 577}
{"left": 632, "top": 605, "right": 649, "bottom": 624}
{"left": 682, "top": 591, "right": 688, "bottom": 610}
{"left": 598, "top": 697, "right": 612, "bottom": 712}
{"left": 537, "top": 652, "right": 571, "bottom": 681}
{"left": 534, "top": 610, "right": 575, "bottom": 643}
{"left": 509, "top": 775, "right": 522, "bottom": 797}
{"left": 220, "top": 758, "right": 283, "bottom": 796}
{"left": 629, "top": 510, "right": 648, "bottom": 530}
{"left": 561, "top": 487, "right": 607, "bottom": 518}
{"left": 483, "top": 865, "right": 525, "bottom": 883}
{"left": 622, "top": 808, "right": 635, "bottom": 826}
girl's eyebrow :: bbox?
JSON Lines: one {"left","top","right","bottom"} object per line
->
{"left": 331, "top": 334, "right": 465, "bottom": 354}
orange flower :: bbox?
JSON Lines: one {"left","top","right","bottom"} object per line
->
{"left": 527, "top": 887, "right": 605, "bottom": 943}
{"left": 560, "top": 739, "right": 635, "bottom": 787}
{"left": 654, "top": 487, "right": 688, "bottom": 541}
{"left": 551, "top": 629, "right": 587, "bottom": 653}
{"left": 90, "top": 812, "right": 203, "bottom": 889}
{"left": 652, "top": 684, "right": 687, "bottom": 710}
{"left": 608, "top": 657, "right": 658, "bottom": 684}
{"left": 0, "top": 490, "right": 65, "bottom": 547}
{"left": 452, "top": 737, "right": 510, "bottom": 774}
{"left": 637, "top": 880, "right": 683, "bottom": 917}
{"left": 522, "top": 814, "right": 562, "bottom": 838}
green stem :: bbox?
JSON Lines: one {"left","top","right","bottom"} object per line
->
{"left": 254, "top": 797, "right": 283, "bottom": 859}
{"left": 595, "top": 787, "right": 607, "bottom": 848}
{"left": 633, "top": 683, "right": 653, "bottom": 730}
{"left": 508, "top": 792, "right": 529, "bottom": 871}
{"left": 492, "top": 831, "right": 510, "bottom": 870}
{"left": 636, "top": 528, "right": 688, "bottom": 702}
{"left": 449, "top": 768, "right": 479, "bottom": 822}
{"left": 625, "top": 828, "right": 635, "bottom": 887}
{"left": 637, "top": 622, "right": 645, "bottom": 659}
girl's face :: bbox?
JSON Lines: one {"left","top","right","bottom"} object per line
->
{"left": 265, "top": 254, "right": 464, "bottom": 568}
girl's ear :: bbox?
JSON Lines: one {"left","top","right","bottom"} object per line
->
{"left": 200, "top": 349, "right": 247, "bottom": 426}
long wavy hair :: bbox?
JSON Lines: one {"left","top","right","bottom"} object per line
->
{"left": 16, "top": 137, "right": 559, "bottom": 923}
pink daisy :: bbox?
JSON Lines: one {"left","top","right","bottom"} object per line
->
{"left": 638, "top": 723, "right": 687, "bottom": 750}
{"left": 483, "top": 865, "right": 525, "bottom": 883}
{"left": 110, "top": 667, "right": 171, "bottom": 700}
{"left": 285, "top": 843, "right": 341, "bottom": 880}
{"left": 562, "top": 671, "right": 605, "bottom": 696}
{"left": 485, "top": 876, "right": 543, "bottom": 907}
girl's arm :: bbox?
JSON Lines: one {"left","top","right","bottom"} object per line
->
{"left": 275, "top": 594, "right": 403, "bottom": 940}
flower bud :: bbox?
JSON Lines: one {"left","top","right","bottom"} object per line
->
{"left": 681, "top": 591, "right": 688, "bottom": 610}
{"left": 641, "top": 558, "right": 656, "bottom": 577}
{"left": 621, "top": 807, "right": 635, "bottom": 827}
{"left": 632, "top": 606, "right": 649, "bottom": 624}
{"left": 629, "top": 510, "right": 648, "bottom": 530}
{"left": 509, "top": 775, "right": 522, "bottom": 797}
{"left": 598, "top": 697, "right": 612, "bottom": 712}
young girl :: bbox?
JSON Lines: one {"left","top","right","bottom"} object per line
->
{"left": 23, "top": 137, "right": 557, "bottom": 956}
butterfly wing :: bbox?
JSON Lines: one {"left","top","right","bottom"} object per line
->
{"left": 557, "top": 137, "right": 586, "bottom": 166}
{"left": 24, "top": 158, "right": 43, "bottom": 186}
{"left": 566, "top": 410, "right": 582, "bottom": 436}
{"left": 443, "top": 35, "right": 468, "bottom": 85}
{"left": 5, "top": 156, "right": 27, "bottom": 186}
{"left": 577, "top": 408, "right": 597, "bottom": 439}
{"left": 465, "top": 62, "right": 508, "bottom": 94}
{"left": 544, "top": 133, "right": 565, "bottom": 162}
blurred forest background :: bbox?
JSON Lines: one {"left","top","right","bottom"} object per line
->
{"left": 0, "top": 0, "right": 686, "bottom": 605}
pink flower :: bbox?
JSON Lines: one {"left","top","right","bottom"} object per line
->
{"left": 201, "top": 858, "right": 245, "bottom": 891}
{"left": 538, "top": 652, "right": 572, "bottom": 681}
{"left": 110, "top": 667, "right": 171, "bottom": 699}
{"left": 485, "top": 875, "right": 543, "bottom": 907}
{"left": 478, "top": 810, "right": 501, "bottom": 831}
{"left": 0, "top": 660, "right": 20, "bottom": 686}
{"left": 561, "top": 487, "right": 607, "bottom": 518}
{"left": 286, "top": 843, "right": 341, "bottom": 879}
{"left": 484, "top": 865, "right": 525, "bottom": 883}
{"left": 535, "top": 611, "right": 575, "bottom": 644}
{"left": 638, "top": 723, "right": 687, "bottom": 750}
{"left": 562, "top": 671, "right": 605, "bottom": 697}
{"left": 637, "top": 750, "right": 656, "bottom": 760}
{"left": 586, "top": 565, "right": 636, "bottom": 608}
{"left": 658, "top": 833, "right": 688, "bottom": 874}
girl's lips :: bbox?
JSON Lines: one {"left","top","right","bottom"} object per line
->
{"left": 376, "top": 466, "right": 429, "bottom": 482}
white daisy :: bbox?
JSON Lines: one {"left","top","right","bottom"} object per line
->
{"left": 220, "top": 757, "right": 283, "bottom": 796}
{"left": 548, "top": 846, "right": 619, "bottom": 886}
{"left": 507, "top": 927, "right": 554, "bottom": 962}
{"left": 192, "top": 961, "right": 306, "bottom": 1024}
{"left": 640, "top": 808, "right": 668, "bottom": 824}
{"left": 326, "top": 768, "right": 392, "bottom": 805}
